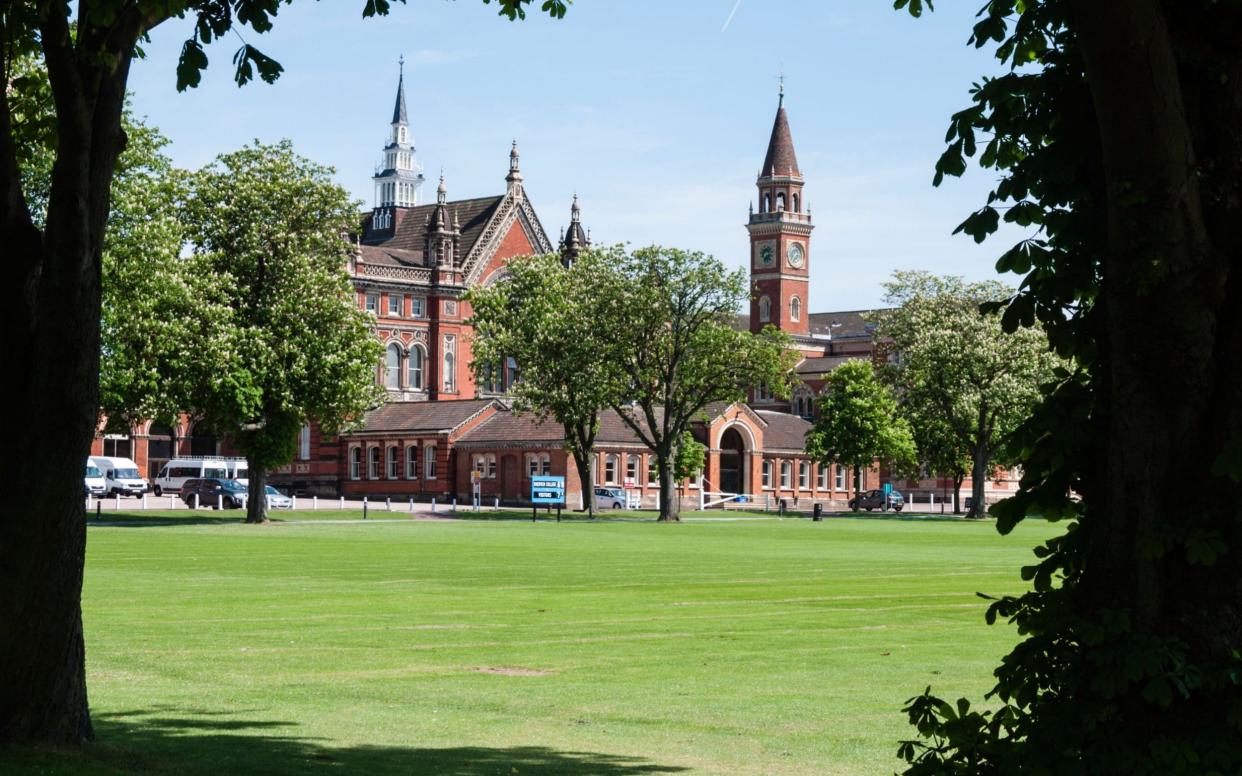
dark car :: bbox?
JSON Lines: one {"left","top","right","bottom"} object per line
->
{"left": 182, "top": 478, "right": 248, "bottom": 509}
{"left": 848, "top": 488, "right": 904, "bottom": 512}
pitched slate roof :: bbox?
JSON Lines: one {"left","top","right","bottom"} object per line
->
{"left": 361, "top": 195, "right": 504, "bottom": 256}
{"left": 357, "top": 244, "right": 424, "bottom": 267}
{"left": 458, "top": 407, "right": 657, "bottom": 447}
{"left": 754, "top": 410, "right": 813, "bottom": 453}
{"left": 807, "top": 310, "right": 877, "bottom": 339}
{"left": 761, "top": 97, "right": 801, "bottom": 179}
{"left": 796, "top": 355, "right": 860, "bottom": 376}
{"left": 355, "top": 399, "right": 497, "bottom": 435}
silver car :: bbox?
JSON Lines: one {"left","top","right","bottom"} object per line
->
{"left": 263, "top": 485, "right": 293, "bottom": 509}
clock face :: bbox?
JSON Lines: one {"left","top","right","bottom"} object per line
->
{"left": 756, "top": 243, "right": 775, "bottom": 268}
{"left": 787, "top": 242, "right": 805, "bottom": 269}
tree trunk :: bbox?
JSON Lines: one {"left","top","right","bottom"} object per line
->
{"left": 245, "top": 456, "right": 268, "bottom": 524}
{"left": 657, "top": 450, "right": 679, "bottom": 522}
{"left": 968, "top": 442, "right": 988, "bottom": 519}
{"left": 1072, "top": 0, "right": 1242, "bottom": 749}
{"left": 853, "top": 465, "right": 862, "bottom": 509}
{"left": 951, "top": 473, "right": 963, "bottom": 515}
{"left": 0, "top": 33, "right": 135, "bottom": 743}
{"left": 573, "top": 448, "right": 595, "bottom": 518}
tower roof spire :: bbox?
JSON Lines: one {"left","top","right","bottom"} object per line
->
{"left": 392, "top": 55, "right": 409, "bottom": 125}
{"left": 760, "top": 88, "right": 800, "bottom": 179}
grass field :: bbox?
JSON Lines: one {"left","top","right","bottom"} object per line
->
{"left": 11, "top": 514, "right": 1061, "bottom": 775}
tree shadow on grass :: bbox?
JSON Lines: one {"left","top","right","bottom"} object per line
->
{"left": 6, "top": 708, "right": 690, "bottom": 775}
{"left": 87, "top": 513, "right": 248, "bottom": 528}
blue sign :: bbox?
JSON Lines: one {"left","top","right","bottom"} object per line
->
{"left": 531, "top": 475, "right": 566, "bottom": 504}
{"left": 882, "top": 482, "right": 893, "bottom": 495}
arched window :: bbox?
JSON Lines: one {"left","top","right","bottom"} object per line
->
{"left": 526, "top": 454, "right": 539, "bottom": 479}
{"left": 368, "top": 447, "right": 380, "bottom": 479}
{"left": 408, "top": 345, "right": 425, "bottom": 390}
{"left": 776, "top": 192, "right": 786, "bottom": 211}
{"left": 147, "top": 423, "right": 175, "bottom": 460}
{"left": 299, "top": 424, "right": 312, "bottom": 460}
{"left": 387, "top": 446, "right": 399, "bottom": 479}
{"left": 792, "top": 193, "right": 800, "bottom": 213}
{"left": 424, "top": 444, "right": 437, "bottom": 479}
{"left": 385, "top": 343, "right": 402, "bottom": 389}
{"left": 443, "top": 352, "right": 455, "bottom": 391}
{"left": 350, "top": 447, "right": 362, "bottom": 480}
{"left": 406, "top": 446, "right": 418, "bottom": 479}
{"left": 626, "top": 455, "right": 639, "bottom": 485}
{"left": 758, "top": 296, "right": 771, "bottom": 323}
{"left": 780, "top": 461, "right": 792, "bottom": 489}
{"left": 762, "top": 193, "right": 770, "bottom": 212}
{"left": 790, "top": 296, "right": 801, "bottom": 322}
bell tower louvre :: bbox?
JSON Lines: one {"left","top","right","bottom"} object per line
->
{"left": 746, "top": 86, "right": 812, "bottom": 338}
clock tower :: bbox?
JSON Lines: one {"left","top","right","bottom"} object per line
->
{"left": 747, "top": 88, "right": 812, "bottom": 337}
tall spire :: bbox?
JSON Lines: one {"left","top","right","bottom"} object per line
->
{"left": 392, "top": 55, "right": 409, "bottom": 125}
{"left": 760, "top": 89, "right": 801, "bottom": 180}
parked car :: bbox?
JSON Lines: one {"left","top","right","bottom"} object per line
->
{"left": 90, "top": 456, "right": 149, "bottom": 497}
{"left": 263, "top": 485, "right": 293, "bottom": 510}
{"left": 227, "top": 460, "right": 249, "bottom": 487}
{"left": 181, "top": 477, "right": 249, "bottom": 509}
{"left": 84, "top": 462, "right": 106, "bottom": 497}
{"left": 848, "top": 489, "right": 904, "bottom": 512}
{"left": 594, "top": 486, "right": 637, "bottom": 510}
{"left": 153, "top": 458, "right": 229, "bottom": 496}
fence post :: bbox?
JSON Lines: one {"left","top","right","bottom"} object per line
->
{"left": 115, "top": 494, "right": 121, "bottom": 511}
{"left": 292, "top": 495, "right": 297, "bottom": 510}
{"left": 386, "top": 497, "right": 391, "bottom": 512}
{"left": 142, "top": 494, "right": 147, "bottom": 510}
{"left": 431, "top": 498, "right": 436, "bottom": 513}
{"left": 699, "top": 476, "right": 705, "bottom": 511}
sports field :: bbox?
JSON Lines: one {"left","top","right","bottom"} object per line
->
{"left": 15, "top": 514, "right": 1061, "bottom": 775}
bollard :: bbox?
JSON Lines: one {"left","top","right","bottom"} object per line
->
{"left": 451, "top": 498, "right": 457, "bottom": 513}
{"left": 409, "top": 497, "right": 414, "bottom": 513}
{"left": 193, "top": 493, "right": 199, "bottom": 509}
{"left": 142, "top": 494, "right": 147, "bottom": 510}
{"left": 95, "top": 501, "right": 101, "bottom": 521}
{"left": 217, "top": 493, "right": 222, "bottom": 510}
{"left": 292, "top": 495, "right": 298, "bottom": 510}
{"left": 431, "top": 498, "right": 437, "bottom": 513}
{"left": 86, "top": 493, "right": 92, "bottom": 510}
{"left": 386, "top": 497, "right": 391, "bottom": 512}
{"left": 494, "top": 497, "right": 499, "bottom": 511}
{"left": 339, "top": 496, "right": 344, "bottom": 510}
{"left": 313, "top": 495, "right": 318, "bottom": 510}
{"left": 363, "top": 496, "right": 368, "bottom": 520}
{"left": 114, "top": 493, "right": 121, "bottom": 511}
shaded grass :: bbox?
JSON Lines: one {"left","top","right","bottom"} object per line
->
{"left": 12, "top": 516, "right": 1059, "bottom": 774}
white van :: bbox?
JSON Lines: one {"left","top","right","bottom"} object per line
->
{"left": 90, "top": 456, "right": 149, "bottom": 497}
{"left": 84, "top": 461, "right": 106, "bottom": 497}
{"left": 227, "top": 460, "right": 249, "bottom": 487}
{"left": 153, "top": 458, "right": 229, "bottom": 496}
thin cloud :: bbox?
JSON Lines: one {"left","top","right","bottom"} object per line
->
{"left": 721, "top": 0, "right": 744, "bottom": 32}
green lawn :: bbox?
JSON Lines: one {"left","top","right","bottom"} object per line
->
{"left": 13, "top": 515, "right": 1060, "bottom": 775}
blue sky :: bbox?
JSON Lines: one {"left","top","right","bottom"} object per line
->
{"left": 127, "top": 1, "right": 1023, "bottom": 312}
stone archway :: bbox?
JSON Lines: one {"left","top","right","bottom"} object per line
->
{"left": 719, "top": 427, "right": 748, "bottom": 495}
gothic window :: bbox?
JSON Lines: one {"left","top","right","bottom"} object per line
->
{"left": 368, "top": 446, "right": 380, "bottom": 479}
{"left": 406, "top": 446, "right": 418, "bottom": 479}
{"left": 387, "top": 446, "right": 399, "bottom": 479}
{"left": 776, "top": 192, "right": 786, "bottom": 211}
{"left": 790, "top": 296, "right": 801, "bottom": 322}
{"left": 350, "top": 447, "right": 362, "bottom": 480}
{"left": 385, "top": 343, "right": 402, "bottom": 389}
{"left": 758, "top": 296, "right": 771, "bottom": 323}
{"left": 408, "top": 345, "right": 425, "bottom": 390}
{"left": 443, "top": 336, "right": 457, "bottom": 392}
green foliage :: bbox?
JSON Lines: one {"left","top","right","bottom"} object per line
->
{"left": 894, "top": 2, "right": 1242, "bottom": 774}
{"left": 674, "top": 431, "right": 706, "bottom": 481}
{"left": 466, "top": 249, "right": 618, "bottom": 512}
{"left": 594, "top": 246, "right": 797, "bottom": 520}
{"left": 870, "top": 271, "right": 1059, "bottom": 517}
{"left": 805, "top": 360, "right": 916, "bottom": 490}
{"left": 181, "top": 141, "right": 384, "bottom": 515}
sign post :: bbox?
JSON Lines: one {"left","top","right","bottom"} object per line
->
{"left": 471, "top": 470, "right": 482, "bottom": 511}
{"left": 530, "top": 475, "right": 565, "bottom": 522}
{"left": 882, "top": 481, "right": 893, "bottom": 511}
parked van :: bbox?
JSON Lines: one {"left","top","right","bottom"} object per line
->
{"left": 90, "top": 456, "right": 149, "bottom": 497}
{"left": 84, "top": 461, "right": 106, "bottom": 497}
{"left": 226, "top": 460, "right": 249, "bottom": 487}
{"left": 153, "top": 458, "right": 229, "bottom": 496}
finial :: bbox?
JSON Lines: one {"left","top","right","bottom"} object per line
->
{"left": 399, "top": 54, "right": 404, "bottom": 77}
{"left": 777, "top": 68, "right": 785, "bottom": 106}
{"left": 437, "top": 170, "right": 446, "bottom": 203}
{"left": 571, "top": 192, "right": 580, "bottom": 220}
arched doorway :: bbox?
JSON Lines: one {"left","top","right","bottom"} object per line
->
{"left": 719, "top": 427, "right": 748, "bottom": 495}
{"left": 147, "top": 423, "right": 176, "bottom": 480}
{"left": 189, "top": 423, "right": 218, "bottom": 456}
